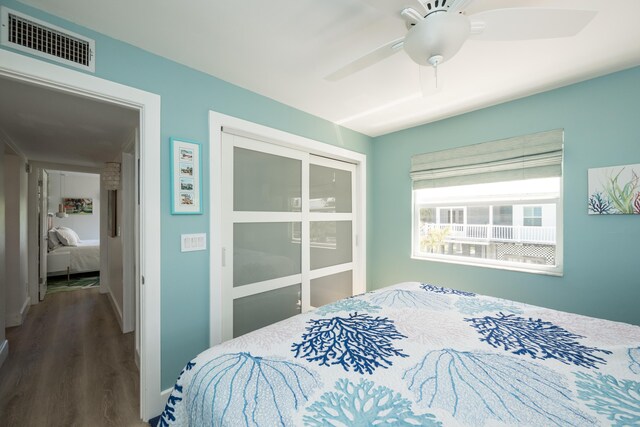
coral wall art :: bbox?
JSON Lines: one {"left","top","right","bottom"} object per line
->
{"left": 588, "top": 163, "right": 640, "bottom": 215}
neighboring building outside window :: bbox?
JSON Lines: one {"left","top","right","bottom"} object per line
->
{"left": 410, "top": 129, "right": 564, "bottom": 275}
{"left": 412, "top": 179, "right": 561, "bottom": 273}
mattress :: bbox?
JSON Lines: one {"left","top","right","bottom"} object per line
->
{"left": 48, "top": 239, "right": 100, "bottom": 273}
{"left": 159, "top": 281, "right": 640, "bottom": 426}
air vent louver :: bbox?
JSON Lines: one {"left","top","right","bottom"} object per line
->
{"left": 1, "top": 7, "right": 95, "bottom": 72}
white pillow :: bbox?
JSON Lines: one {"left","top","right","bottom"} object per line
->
{"left": 56, "top": 227, "right": 80, "bottom": 247}
{"left": 48, "top": 229, "right": 62, "bottom": 250}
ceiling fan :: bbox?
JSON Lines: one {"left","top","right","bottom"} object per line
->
{"left": 325, "top": 0, "right": 597, "bottom": 84}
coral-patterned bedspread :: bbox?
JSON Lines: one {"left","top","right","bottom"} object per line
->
{"left": 159, "top": 282, "right": 640, "bottom": 426}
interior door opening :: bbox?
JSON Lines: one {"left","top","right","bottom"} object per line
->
{"left": 0, "top": 48, "right": 161, "bottom": 420}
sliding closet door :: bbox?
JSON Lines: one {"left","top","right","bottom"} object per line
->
{"left": 221, "top": 132, "right": 307, "bottom": 341}
{"left": 309, "top": 156, "right": 356, "bottom": 308}
{"left": 221, "top": 131, "right": 358, "bottom": 341}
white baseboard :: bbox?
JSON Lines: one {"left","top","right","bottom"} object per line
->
{"left": 99, "top": 283, "right": 109, "bottom": 294}
{"left": 106, "top": 289, "right": 124, "bottom": 332}
{"left": 6, "top": 296, "right": 30, "bottom": 327}
{"left": 0, "top": 339, "right": 8, "bottom": 369}
{"left": 20, "top": 296, "right": 31, "bottom": 324}
{"left": 145, "top": 387, "right": 172, "bottom": 421}
{"left": 161, "top": 387, "right": 172, "bottom": 404}
{"left": 6, "top": 313, "right": 21, "bottom": 327}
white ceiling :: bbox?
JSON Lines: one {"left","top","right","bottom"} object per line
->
{"left": 0, "top": 76, "right": 138, "bottom": 167}
{"left": 16, "top": 0, "right": 640, "bottom": 137}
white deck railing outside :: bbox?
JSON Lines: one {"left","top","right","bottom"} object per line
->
{"left": 422, "top": 223, "right": 556, "bottom": 244}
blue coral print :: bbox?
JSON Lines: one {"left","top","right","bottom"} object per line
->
{"left": 292, "top": 313, "right": 407, "bottom": 374}
{"left": 304, "top": 378, "right": 441, "bottom": 427}
{"left": 369, "top": 288, "right": 449, "bottom": 310}
{"left": 629, "top": 347, "right": 640, "bottom": 375}
{"left": 420, "top": 283, "right": 476, "bottom": 297}
{"left": 403, "top": 348, "right": 594, "bottom": 426}
{"left": 159, "top": 361, "right": 195, "bottom": 426}
{"left": 465, "top": 313, "right": 611, "bottom": 368}
{"left": 455, "top": 297, "right": 523, "bottom": 315}
{"left": 575, "top": 371, "right": 640, "bottom": 426}
{"left": 315, "top": 298, "right": 381, "bottom": 315}
{"left": 184, "top": 353, "right": 319, "bottom": 426}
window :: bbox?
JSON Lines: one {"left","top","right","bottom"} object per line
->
{"left": 523, "top": 206, "right": 543, "bottom": 226}
{"left": 440, "top": 207, "right": 464, "bottom": 224}
{"left": 410, "top": 130, "right": 563, "bottom": 275}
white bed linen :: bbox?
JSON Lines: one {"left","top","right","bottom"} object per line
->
{"left": 48, "top": 239, "right": 100, "bottom": 273}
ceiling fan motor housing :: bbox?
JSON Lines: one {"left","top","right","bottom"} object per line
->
{"left": 421, "top": 0, "right": 451, "bottom": 16}
{"left": 403, "top": 10, "right": 470, "bottom": 66}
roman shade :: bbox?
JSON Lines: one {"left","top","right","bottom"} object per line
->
{"left": 410, "top": 129, "right": 563, "bottom": 189}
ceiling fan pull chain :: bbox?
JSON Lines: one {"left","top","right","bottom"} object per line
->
{"left": 428, "top": 54, "right": 444, "bottom": 89}
{"left": 434, "top": 63, "right": 439, "bottom": 88}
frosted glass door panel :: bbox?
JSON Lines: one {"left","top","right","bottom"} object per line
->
{"left": 233, "top": 284, "right": 301, "bottom": 338}
{"left": 310, "top": 221, "right": 352, "bottom": 270}
{"left": 309, "top": 165, "right": 352, "bottom": 213}
{"left": 234, "top": 147, "right": 301, "bottom": 212}
{"left": 310, "top": 270, "right": 353, "bottom": 308}
{"left": 234, "top": 222, "right": 301, "bottom": 286}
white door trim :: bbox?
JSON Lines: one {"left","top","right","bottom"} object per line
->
{"left": 0, "top": 49, "right": 162, "bottom": 421}
{"left": 38, "top": 169, "right": 48, "bottom": 301}
{"left": 26, "top": 164, "right": 39, "bottom": 305}
{"left": 122, "top": 151, "right": 135, "bottom": 333}
{"left": 209, "top": 111, "right": 367, "bottom": 347}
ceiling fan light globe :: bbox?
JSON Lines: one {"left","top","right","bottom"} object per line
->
{"left": 403, "top": 11, "right": 470, "bottom": 66}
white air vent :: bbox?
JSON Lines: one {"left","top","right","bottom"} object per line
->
{"left": 1, "top": 7, "right": 95, "bottom": 72}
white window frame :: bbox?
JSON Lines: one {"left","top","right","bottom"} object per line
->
{"left": 411, "top": 182, "right": 563, "bottom": 277}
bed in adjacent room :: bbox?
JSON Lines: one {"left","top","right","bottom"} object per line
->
{"left": 158, "top": 282, "right": 640, "bottom": 426}
{"left": 47, "top": 226, "right": 100, "bottom": 278}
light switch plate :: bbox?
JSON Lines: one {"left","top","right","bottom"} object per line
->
{"left": 181, "top": 233, "right": 207, "bottom": 252}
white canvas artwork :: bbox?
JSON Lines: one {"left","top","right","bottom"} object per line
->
{"left": 588, "top": 163, "right": 640, "bottom": 215}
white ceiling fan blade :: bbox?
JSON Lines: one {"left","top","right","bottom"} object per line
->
{"left": 400, "top": 7, "right": 424, "bottom": 26}
{"left": 325, "top": 37, "right": 405, "bottom": 81}
{"left": 469, "top": 8, "right": 596, "bottom": 41}
{"left": 447, "top": 0, "right": 475, "bottom": 13}
{"left": 358, "top": 0, "right": 426, "bottom": 19}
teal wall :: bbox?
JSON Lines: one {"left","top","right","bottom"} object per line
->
{"left": 372, "top": 66, "right": 640, "bottom": 326}
{"left": 0, "top": 1, "right": 373, "bottom": 389}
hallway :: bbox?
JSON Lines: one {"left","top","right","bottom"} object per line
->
{"left": 0, "top": 288, "right": 146, "bottom": 426}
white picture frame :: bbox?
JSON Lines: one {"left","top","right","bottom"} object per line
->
{"left": 171, "top": 138, "right": 202, "bottom": 214}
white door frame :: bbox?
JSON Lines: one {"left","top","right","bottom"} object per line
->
{"left": 209, "top": 111, "right": 367, "bottom": 346}
{"left": 0, "top": 49, "right": 162, "bottom": 421}
{"left": 122, "top": 151, "right": 135, "bottom": 333}
{"left": 26, "top": 162, "right": 39, "bottom": 304}
{"left": 38, "top": 169, "right": 47, "bottom": 301}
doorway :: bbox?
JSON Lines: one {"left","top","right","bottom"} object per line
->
{"left": 0, "top": 49, "right": 161, "bottom": 420}
{"left": 41, "top": 170, "right": 101, "bottom": 300}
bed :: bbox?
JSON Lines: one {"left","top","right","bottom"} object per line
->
{"left": 159, "top": 281, "right": 640, "bottom": 426}
{"left": 47, "top": 239, "right": 100, "bottom": 278}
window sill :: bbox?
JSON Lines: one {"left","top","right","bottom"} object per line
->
{"left": 411, "top": 253, "right": 563, "bottom": 277}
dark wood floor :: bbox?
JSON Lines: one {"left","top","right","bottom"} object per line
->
{"left": 0, "top": 288, "right": 147, "bottom": 426}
